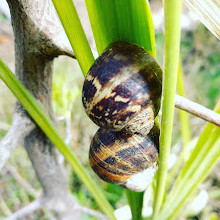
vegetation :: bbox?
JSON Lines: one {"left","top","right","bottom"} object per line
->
{"left": 0, "top": 0, "right": 219, "bottom": 219}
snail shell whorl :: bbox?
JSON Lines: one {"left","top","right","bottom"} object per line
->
{"left": 82, "top": 41, "right": 162, "bottom": 191}
{"left": 82, "top": 41, "right": 162, "bottom": 136}
{"left": 89, "top": 124, "right": 159, "bottom": 192}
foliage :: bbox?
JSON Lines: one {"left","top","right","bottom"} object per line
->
{"left": 52, "top": 57, "right": 81, "bottom": 118}
{"left": 0, "top": 0, "right": 220, "bottom": 220}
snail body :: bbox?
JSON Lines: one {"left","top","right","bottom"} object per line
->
{"left": 82, "top": 41, "right": 162, "bottom": 192}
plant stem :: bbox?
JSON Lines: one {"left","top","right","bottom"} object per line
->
{"left": 152, "top": 0, "right": 183, "bottom": 218}
{"left": 177, "top": 61, "right": 191, "bottom": 146}
{"left": 126, "top": 191, "right": 144, "bottom": 220}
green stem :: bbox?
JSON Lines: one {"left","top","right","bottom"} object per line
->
{"left": 177, "top": 60, "right": 191, "bottom": 147}
{"left": 166, "top": 59, "right": 192, "bottom": 188}
{"left": 0, "top": 58, "right": 116, "bottom": 220}
{"left": 126, "top": 191, "right": 144, "bottom": 220}
{"left": 52, "top": 0, "right": 95, "bottom": 76}
{"left": 152, "top": 0, "right": 183, "bottom": 218}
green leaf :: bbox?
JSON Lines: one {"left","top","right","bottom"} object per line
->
{"left": 152, "top": 1, "right": 183, "bottom": 218}
{"left": 177, "top": 61, "right": 192, "bottom": 147}
{"left": 159, "top": 100, "right": 220, "bottom": 219}
{"left": 0, "top": 58, "right": 116, "bottom": 220}
{"left": 166, "top": 60, "right": 192, "bottom": 188}
{"left": 85, "top": 0, "right": 156, "bottom": 57}
{"left": 52, "top": 0, "right": 94, "bottom": 76}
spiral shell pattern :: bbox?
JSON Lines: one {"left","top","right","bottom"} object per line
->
{"left": 82, "top": 41, "right": 162, "bottom": 191}
{"left": 82, "top": 41, "right": 162, "bottom": 136}
{"left": 89, "top": 124, "right": 159, "bottom": 189}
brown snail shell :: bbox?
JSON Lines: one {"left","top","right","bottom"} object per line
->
{"left": 82, "top": 41, "right": 162, "bottom": 136}
{"left": 82, "top": 41, "right": 162, "bottom": 191}
{"left": 89, "top": 124, "right": 159, "bottom": 192}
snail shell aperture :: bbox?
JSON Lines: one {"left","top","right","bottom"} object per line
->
{"left": 82, "top": 41, "right": 162, "bottom": 192}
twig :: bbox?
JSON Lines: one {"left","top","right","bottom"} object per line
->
{"left": 65, "top": 117, "right": 72, "bottom": 145}
{"left": 42, "top": 0, "right": 75, "bottom": 58}
{"left": 57, "top": 117, "right": 72, "bottom": 165}
{"left": 5, "top": 196, "right": 107, "bottom": 220}
{"left": 5, "top": 199, "right": 42, "bottom": 220}
{"left": 0, "top": 193, "right": 12, "bottom": 216}
{"left": 0, "top": 122, "right": 10, "bottom": 131}
{"left": 0, "top": 110, "right": 35, "bottom": 171}
{"left": 175, "top": 94, "right": 220, "bottom": 126}
{"left": 73, "top": 205, "right": 108, "bottom": 220}
{"left": 6, "top": 164, "right": 40, "bottom": 197}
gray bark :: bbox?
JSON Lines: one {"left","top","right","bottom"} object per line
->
{"left": 5, "top": 0, "right": 80, "bottom": 219}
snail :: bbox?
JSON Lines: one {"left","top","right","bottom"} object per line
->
{"left": 82, "top": 41, "right": 162, "bottom": 192}
{"left": 89, "top": 124, "right": 159, "bottom": 192}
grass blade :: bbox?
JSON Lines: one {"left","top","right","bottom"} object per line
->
{"left": 152, "top": 1, "right": 183, "bottom": 218}
{"left": 177, "top": 61, "right": 191, "bottom": 147}
{"left": 159, "top": 100, "right": 220, "bottom": 219}
{"left": 52, "top": 0, "right": 94, "bottom": 76}
{"left": 85, "top": 0, "right": 156, "bottom": 57}
{"left": 166, "top": 60, "right": 192, "bottom": 187}
{"left": 0, "top": 58, "right": 116, "bottom": 220}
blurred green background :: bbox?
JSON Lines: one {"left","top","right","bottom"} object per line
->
{"left": 0, "top": 1, "right": 220, "bottom": 219}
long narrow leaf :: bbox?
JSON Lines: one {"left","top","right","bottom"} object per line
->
{"left": 0, "top": 58, "right": 116, "bottom": 220}
{"left": 166, "top": 60, "right": 192, "bottom": 187}
{"left": 177, "top": 61, "right": 191, "bottom": 147}
{"left": 85, "top": 0, "right": 156, "bottom": 57}
{"left": 152, "top": 1, "right": 183, "bottom": 218}
{"left": 159, "top": 100, "right": 220, "bottom": 219}
{"left": 52, "top": 0, "right": 94, "bottom": 76}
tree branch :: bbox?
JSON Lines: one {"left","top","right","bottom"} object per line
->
{"left": 65, "top": 117, "right": 72, "bottom": 145}
{"left": 36, "top": 0, "right": 75, "bottom": 58}
{"left": 6, "top": 0, "right": 75, "bottom": 58}
{"left": 5, "top": 1, "right": 80, "bottom": 218}
{"left": 76, "top": 205, "right": 108, "bottom": 220}
{"left": 0, "top": 193, "right": 12, "bottom": 217}
{"left": 0, "top": 121, "right": 10, "bottom": 131}
{"left": 175, "top": 94, "right": 220, "bottom": 126}
{"left": 0, "top": 106, "right": 35, "bottom": 170}
{"left": 5, "top": 164, "right": 40, "bottom": 197}
{"left": 5, "top": 199, "right": 42, "bottom": 220}
{"left": 5, "top": 196, "right": 108, "bottom": 220}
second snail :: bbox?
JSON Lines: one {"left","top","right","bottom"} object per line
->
{"left": 82, "top": 41, "right": 162, "bottom": 192}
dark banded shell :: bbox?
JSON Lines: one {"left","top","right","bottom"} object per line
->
{"left": 82, "top": 41, "right": 162, "bottom": 136}
{"left": 89, "top": 124, "right": 159, "bottom": 187}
